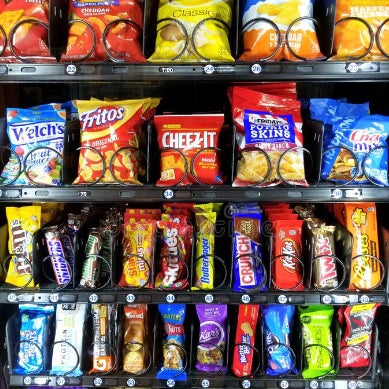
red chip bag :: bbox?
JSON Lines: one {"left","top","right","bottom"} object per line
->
{"left": 0, "top": 0, "right": 54, "bottom": 62}
{"left": 155, "top": 114, "right": 224, "bottom": 186}
{"left": 61, "top": 0, "right": 145, "bottom": 62}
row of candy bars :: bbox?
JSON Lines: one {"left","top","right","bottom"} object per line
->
{"left": 8, "top": 302, "right": 381, "bottom": 380}
{"left": 1, "top": 201, "right": 384, "bottom": 292}
{"left": 2, "top": 0, "right": 388, "bottom": 63}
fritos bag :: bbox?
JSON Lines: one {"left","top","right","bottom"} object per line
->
{"left": 74, "top": 98, "right": 159, "bottom": 185}
{"left": 239, "top": 0, "right": 324, "bottom": 61}
{"left": 61, "top": 0, "right": 145, "bottom": 62}
{"left": 0, "top": 0, "right": 55, "bottom": 62}
{"left": 148, "top": 0, "right": 234, "bottom": 62}
{"left": 332, "top": 0, "right": 389, "bottom": 60}
{"left": 155, "top": 114, "right": 224, "bottom": 186}
{"left": 230, "top": 86, "right": 308, "bottom": 187}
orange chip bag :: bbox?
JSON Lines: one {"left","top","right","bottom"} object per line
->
{"left": 61, "top": 0, "right": 145, "bottom": 62}
{"left": 332, "top": 0, "right": 389, "bottom": 60}
{"left": 0, "top": 0, "right": 54, "bottom": 62}
{"left": 74, "top": 98, "right": 159, "bottom": 185}
{"left": 239, "top": 0, "right": 324, "bottom": 61}
{"left": 155, "top": 114, "right": 224, "bottom": 186}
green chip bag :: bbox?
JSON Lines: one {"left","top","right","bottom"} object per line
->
{"left": 299, "top": 305, "right": 335, "bottom": 379}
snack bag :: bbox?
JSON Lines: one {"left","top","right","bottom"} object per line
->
{"left": 5, "top": 206, "right": 41, "bottom": 288}
{"left": 299, "top": 305, "right": 334, "bottom": 379}
{"left": 14, "top": 304, "right": 55, "bottom": 374}
{"left": 61, "top": 0, "right": 145, "bottom": 62}
{"left": 230, "top": 86, "right": 308, "bottom": 187}
{"left": 119, "top": 220, "right": 156, "bottom": 289}
{"left": 157, "top": 304, "right": 187, "bottom": 380}
{"left": 148, "top": 0, "right": 234, "bottom": 62}
{"left": 89, "top": 304, "right": 117, "bottom": 373}
{"left": 51, "top": 303, "right": 87, "bottom": 376}
{"left": 232, "top": 304, "right": 260, "bottom": 377}
{"left": 0, "top": 0, "right": 54, "bottom": 62}
{"left": 262, "top": 305, "right": 296, "bottom": 376}
{"left": 155, "top": 114, "right": 224, "bottom": 186}
{"left": 239, "top": 0, "right": 324, "bottom": 61}
{"left": 196, "top": 304, "right": 227, "bottom": 372}
{"left": 74, "top": 99, "right": 158, "bottom": 185}
{"left": 341, "top": 203, "right": 381, "bottom": 290}
{"left": 123, "top": 304, "right": 148, "bottom": 374}
{"left": 321, "top": 115, "right": 389, "bottom": 186}
{"left": 271, "top": 219, "right": 304, "bottom": 291}
{"left": 332, "top": 0, "right": 389, "bottom": 60}
{"left": 340, "top": 303, "right": 380, "bottom": 368}
{"left": 0, "top": 108, "right": 66, "bottom": 186}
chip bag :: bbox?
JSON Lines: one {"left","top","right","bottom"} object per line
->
{"left": 0, "top": 108, "right": 66, "bottom": 186}
{"left": 148, "top": 0, "right": 234, "bottom": 62}
{"left": 74, "top": 98, "right": 159, "bottom": 185}
{"left": 332, "top": 0, "right": 389, "bottom": 60}
{"left": 239, "top": 0, "right": 324, "bottom": 61}
{"left": 5, "top": 206, "right": 41, "bottom": 288}
{"left": 0, "top": 0, "right": 55, "bottom": 62}
{"left": 299, "top": 305, "right": 335, "bottom": 379}
{"left": 61, "top": 0, "right": 145, "bottom": 62}
{"left": 155, "top": 114, "right": 224, "bottom": 186}
{"left": 230, "top": 86, "right": 308, "bottom": 187}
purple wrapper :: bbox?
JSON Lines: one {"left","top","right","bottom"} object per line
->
{"left": 196, "top": 304, "right": 227, "bottom": 372}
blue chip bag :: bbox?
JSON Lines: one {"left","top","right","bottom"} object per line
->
{"left": 0, "top": 108, "right": 66, "bottom": 186}
{"left": 321, "top": 115, "right": 389, "bottom": 186}
{"left": 156, "top": 304, "right": 187, "bottom": 381}
{"left": 232, "top": 205, "right": 266, "bottom": 292}
{"left": 262, "top": 305, "right": 296, "bottom": 376}
{"left": 14, "top": 304, "right": 55, "bottom": 375}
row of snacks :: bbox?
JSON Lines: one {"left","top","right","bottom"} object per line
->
{"left": 5, "top": 302, "right": 381, "bottom": 380}
{"left": 1, "top": 201, "right": 386, "bottom": 293}
{"left": 1, "top": 83, "right": 389, "bottom": 188}
{"left": 2, "top": 0, "right": 389, "bottom": 63}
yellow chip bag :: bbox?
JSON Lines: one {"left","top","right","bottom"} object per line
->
{"left": 332, "top": 0, "right": 389, "bottom": 60}
{"left": 74, "top": 98, "right": 160, "bottom": 185}
{"left": 5, "top": 206, "right": 41, "bottom": 288}
{"left": 148, "top": 0, "right": 234, "bottom": 62}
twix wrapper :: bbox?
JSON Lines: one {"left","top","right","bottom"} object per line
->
{"left": 232, "top": 305, "right": 260, "bottom": 377}
{"left": 340, "top": 203, "right": 381, "bottom": 290}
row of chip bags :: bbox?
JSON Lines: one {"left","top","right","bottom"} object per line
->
{"left": 1, "top": 0, "right": 389, "bottom": 63}
{"left": 2, "top": 83, "right": 389, "bottom": 188}
{"left": 2, "top": 302, "right": 383, "bottom": 381}
{"left": 0, "top": 201, "right": 387, "bottom": 293}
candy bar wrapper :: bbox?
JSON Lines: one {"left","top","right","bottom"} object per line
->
{"left": 51, "top": 303, "right": 88, "bottom": 376}
{"left": 262, "top": 305, "right": 296, "bottom": 376}
{"left": 123, "top": 304, "right": 148, "bottom": 374}
{"left": 155, "top": 221, "right": 193, "bottom": 290}
{"left": 340, "top": 303, "right": 380, "bottom": 368}
{"left": 5, "top": 206, "right": 41, "bottom": 288}
{"left": 196, "top": 304, "right": 227, "bottom": 372}
{"left": 341, "top": 203, "right": 381, "bottom": 290}
{"left": 14, "top": 304, "right": 55, "bottom": 375}
{"left": 119, "top": 221, "right": 156, "bottom": 289}
{"left": 157, "top": 304, "right": 187, "bottom": 381}
{"left": 232, "top": 209, "right": 266, "bottom": 292}
{"left": 44, "top": 226, "right": 72, "bottom": 286}
{"left": 79, "top": 229, "right": 103, "bottom": 289}
{"left": 299, "top": 305, "right": 334, "bottom": 379}
{"left": 272, "top": 219, "right": 304, "bottom": 291}
{"left": 90, "top": 304, "right": 117, "bottom": 373}
{"left": 311, "top": 225, "right": 339, "bottom": 290}
{"left": 232, "top": 305, "right": 259, "bottom": 377}
{"left": 193, "top": 212, "right": 216, "bottom": 290}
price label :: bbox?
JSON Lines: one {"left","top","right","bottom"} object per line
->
{"left": 127, "top": 378, "right": 136, "bottom": 387}
{"left": 205, "top": 294, "right": 214, "bottom": 303}
{"left": 126, "top": 294, "right": 136, "bottom": 303}
{"left": 159, "top": 67, "right": 174, "bottom": 73}
{"left": 167, "top": 379, "right": 176, "bottom": 387}
{"left": 78, "top": 191, "right": 91, "bottom": 197}
{"left": 241, "top": 294, "right": 251, "bottom": 304}
{"left": 166, "top": 294, "right": 175, "bottom": 303}
{"left": 89, "top": 294, "right": 98, "bottom": 303}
